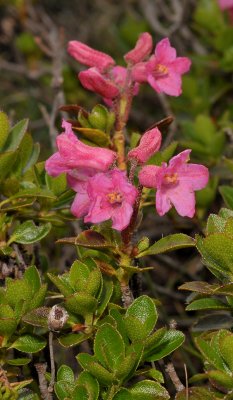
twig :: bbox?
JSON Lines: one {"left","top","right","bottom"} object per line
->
{"left": 35, "top": 363, "right": 52, "bottom": 400}
{"left": 184, "top": 363, "right": 189, "bottom": 400}
{"left": 12, "top": 243, "right": 27, "bottom": 271}
{"left": 120, "top": 282, "right": 134, "bottom": 308}
{"left": 48, "top": 331, "right": 56, "bottom": 394}
{"left": 166, "top": 362, "right": 185, "bottom": 392}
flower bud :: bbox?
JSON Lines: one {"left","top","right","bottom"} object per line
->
{"left": 88, "top": 104, "right": 108, "bottom": 130}
{"left": 124, "top": 32, "right": 153, "bottom": 64}
{"left": 78, "top": 68, "right": 120, "bottom": 99}
{"left": 48, "top": 305, "right": 68, "bottom": 332}
{"left": 128, "top": 127, "right": 162, "bottom": 164}
{"left": 68, "top": 41, "right": 115, "bottom": 72}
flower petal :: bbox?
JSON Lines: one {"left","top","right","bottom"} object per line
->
{"left": 71, "top": 190, "right": 91, "bottom": 218}
{"left": 171, "top": 57, "right": 191, "bottom": 74}
{"left": 167, "top": 184, "right": 196, "bottom": 218}
{"left": 156, "top": 188, "right": 172, "bottom": 216}
{"left": 111, "top": 202, "right": 133, "bottom": 231}
{"left": 139, "top": 165, "right": 161, "bottom": 188}
{"left": 154, "top": 38, "right": 177, "bottom": 64}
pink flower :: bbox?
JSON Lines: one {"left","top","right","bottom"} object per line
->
{"left": 132, "top": 38, "right": 191, "bottom": 96}
{"left": 45, "top": 120, "right": 117, "bottom": 182}
{"left": 68, "top": 41, "right": 115, "bottom": 73}
{"left": 78, "top": 67, "right": 120, "bottom": 99}
{"left": 219, "top": 0, "right": 233, "bottom": 9}
{"left": 139, "top": 150, "right": 209, "bottom": 217}
{"left": 71, "top": 169, "right": 138, "bottom": 231}
{"left": 124, "top": 32, "right": 153, "bottom": 64}
{"left": 128, "top": 127, "right": 162, "bottom": 164}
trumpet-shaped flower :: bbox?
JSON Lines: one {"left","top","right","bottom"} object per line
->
{"left": 78, "top": 67, "right": 120, "bottom": 99}
{"left": 67, "top": 41, "right": 115, "bottom": 72}
{"left": 128, "top": 127, "right": 162, "bottom": 164}
{"left": 124, "top": 32, "right": 153, "bottom": 64}
{"left": 139, "top": 150, "right": 209, "bottom": 217}
{"left": 132, "top": 38, "right": 191, "bottom": 96}
{"left": 71, "top": 169, "right": 138, "bottom": 231}
{"left": 45, "top": 120, "right": 117, "bottom": 183}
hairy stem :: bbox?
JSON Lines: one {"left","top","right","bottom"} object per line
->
{"left": 48, "top": 331, "right": 56, "bottom": 394}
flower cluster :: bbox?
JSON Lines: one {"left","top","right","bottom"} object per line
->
{"left": 46, "top": 120, "right": 209, "bottom": 230}
{"left": 68, "top": 33, "right": 191, "bottom": 100}
{"left": 45, "top": 33, "right": 209, "bottom": 231}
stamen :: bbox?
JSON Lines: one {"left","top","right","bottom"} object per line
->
{"left": 164, "top": 173, "right": 178, "bottom": 184}
{"left": 107, "top": 192, "right": 123, "bottom": 204}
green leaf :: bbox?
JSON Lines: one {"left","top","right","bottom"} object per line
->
{"left": 0, "top": 304, "right": 18, "bottom": 336}
{"left": 58, "top": 332, "right": 92, "bottom": 348}
{"left": 186, "top": 298, "right": 230, "bottom": 311}
{"left": 3, "top": 118, "right": 29, "bottom": 152}
{"left": 0, "top": 111, "right": 10, "bottom": 150}
{"left": 144, "top": 329, "right": 185, "bottom": 362}
{"left": 179, "top": 281, "right": 216, "bottom": 294}
{"left": 124, "top": 296, "right": 157, "bottom": 341}
{"left": 22, "top": 307, "right": 50, "bottom": 328}
{"left": 76, "top": 371, "right": 99, "bottom": 400}
{"left": 9, "top": 221, "right": 51, "bottom": 245}
{"left": 11, "top": 334, "right": 46, "bottom": 353}
{"left": 0, "top": 150, "right": 18, "bottom": 181}
{"left": 130, "top": 380, "right": 170, "bottom": 400}
{"left": 117, "top": 342, "right": 144, "bottom": 382}
{"left": 57, "top": 365, "right": 74, "bottom": 383}
{"left": 72, "top": 385, "right": 89, "bottom": 399}
{"left": 54, "top": 381, "right": 74, "bottom": 400}
{"left": 109, "top": 309, "right": 129, "bottom": 346}
{"left": 5, "top": 278, "right": 32, "bottom": 309}
{"left": 65, "top": 292, "right": 97, "bottom": 315}
{"left": 94, "top": 323, "right": 125, "bottom": 371}
{"left": 96, "top": 279, "right": 113, "bottom": 318}
{"left": 137, "top": 234, "right": 195, "bottom": 257}
{"left": 219, "top": 186, "right": 233, "bottom": 209}
{"left": 219, "top": 332, "right": 233, "bottom": 370}
{"left": 69, "top": 260, "right": 91, "bottom": 291}
{"left": 113, "top": 389, "right": 133, "bottom": 400}
{"left": 195, "top": 336, "right": 227, "bottom": 371}
{"left": 24, "top": 265, "right": 41, "bottom": 294}
{"left": 73, "top": 127, "right": 110, "bottom": 147}
{"left": 86, "top": 268, "right": 102, "bottom": 297}
{"left": 47, "top": 273, "right": 73, "bottom": 297}
{"left": 77, "top": 353, "right": 115, "bottom": 385}
{"left": 175, "top": 387, "right": 217, "bottom": 400}
{"left": 196, "top": 233, "right": 233, "bottom": 278}
{"left": 57, "top": 230, "right": 113, "bottom": 249}
{"left": 7, "top": 358, "right": 31, "bottom": 366}
{"left": 207, "top": 370, "right": 233, "bottom": 389}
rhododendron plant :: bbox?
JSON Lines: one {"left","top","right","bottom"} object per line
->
{"left": 139, "top": 149, "right": 209, "bottom": 217}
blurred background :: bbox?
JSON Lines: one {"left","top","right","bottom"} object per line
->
{"left": 1, "top": 0, "right": 233, "bottom": 385}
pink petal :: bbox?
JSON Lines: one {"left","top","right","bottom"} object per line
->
{"left": 111, "top": 202, "right": 133, "bottom": 231}
{"left": 154, "top": 38, "right": 177, "bottom": 64}
{"left": 71, "top": 191, "right": 91, "bottom": 218}
{"left": 124, "top": 32, "right": 153, "bottom": 64}
{"left": 177, "top": 164, "right": 209, "bottom": 191}
{"left": 45, "top": 152, "right": 69, "bottom": 177}
{"left": 170, "top": 57, "right": 191, "bottom": 75}
{"left": 84, "top": 196, "right": 112, "bottom": 224}
{"left": 166, "top": 184, "right": 196, "bottom": 218}
{"left": 148, "top": 72, "right": 182, "bottom": 96}
{"left": 169, "top": 149, "right": 191, "bottom": 170}
{"left": 128, "top": 127, "right": 162, "bottom": 164}
{"left": 132, "top": 62, "right": 148, "bottom": 83}
{"left": 139, "top": 165, "right": 161, "bottom": 188}
{"left": 78, "top": 68, "right": 119, "bottom": 99}
{"left": 67, "top": 41, "right": 115, "bottom": 72}
{"left": 156, "top": 188, "right": 172, "bottom": 216}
